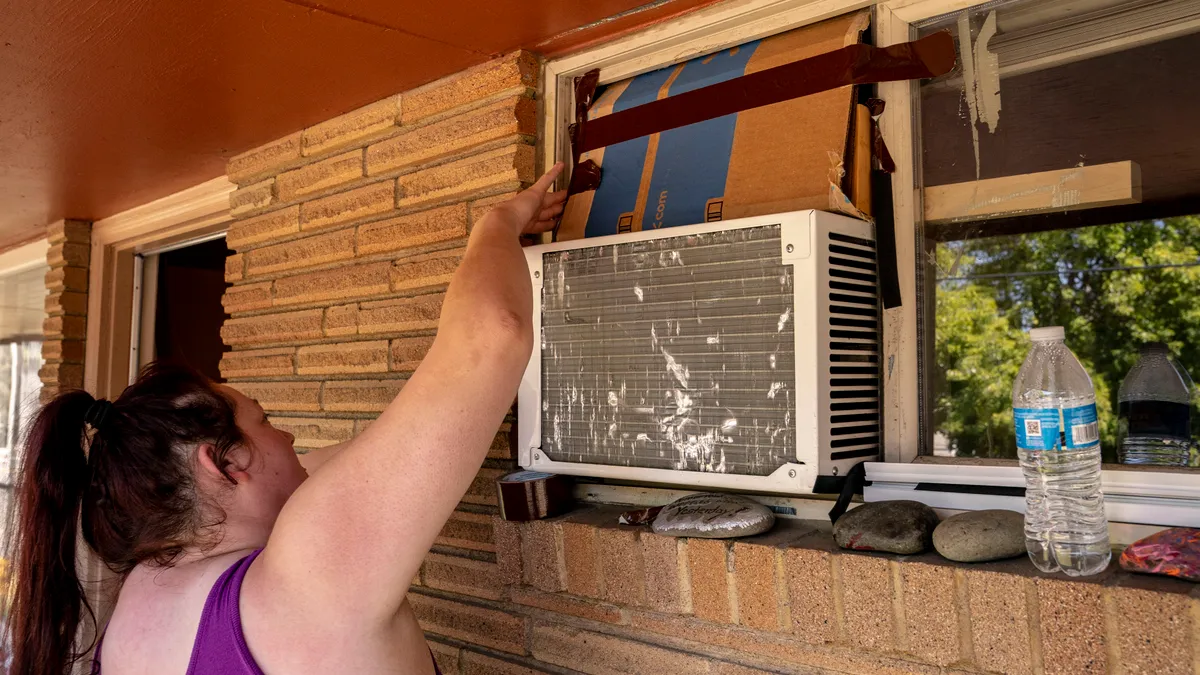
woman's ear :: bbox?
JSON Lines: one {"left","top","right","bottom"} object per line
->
{"left": 196, "top": 443, "right": 250, "bottom": 485}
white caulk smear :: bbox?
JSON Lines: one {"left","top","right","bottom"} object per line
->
{"left": 607, "top": 391, "right": 619, "bottom": 407}
{"left": 662, "top": 349, "right": 690, "bottom": 389}
{"left": 767, "top": 382, "right": 784, "bottom": 399}
{"left": 777, "top": 307, "right": 791, "bottom": 332}
{"left": 769, "top": 352, "right": 777, "bottom": 369}
{"left": 634, "top": 285, "right": 644, "bottom": 302}
{"left": 707, "top": 335, "right": 720, "bottom": 345}
{"left": 957, "top": 9, "right": 1001, "bottom": 180}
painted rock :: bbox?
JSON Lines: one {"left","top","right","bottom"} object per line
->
{"left": 651, "top": 492, "right": 775, "bottom": 539}
{"left": 833, "top": 500, "right": 939, "bottom": 554}
{"left": 932, "top": 509, "right": 1025, "bottom": 562}
{"left": 1119, "top": 527, "right": 1200, "bottom": 582}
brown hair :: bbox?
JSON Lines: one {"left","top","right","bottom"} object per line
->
{"left": 6, "top": 363, "right": 246, "bottom": 674}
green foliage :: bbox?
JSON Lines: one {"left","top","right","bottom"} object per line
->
{"left": 934, "top": 216, "right": 1200, "bottom": 460}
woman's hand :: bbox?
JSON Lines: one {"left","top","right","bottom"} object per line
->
{"left": 488, "top": 162, "right": 567, "bottom": 236}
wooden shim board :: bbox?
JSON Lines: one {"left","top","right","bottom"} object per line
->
{"left": 924, "top": 160, "right": 1142, "bottom": 224}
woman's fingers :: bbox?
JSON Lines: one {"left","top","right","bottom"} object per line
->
{"left": 529, "top": 163, "right": 565, "bottom": 196}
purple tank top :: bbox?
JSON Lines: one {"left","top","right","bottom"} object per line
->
{"left": 93, "top": 550, "right": 440, "bottom": 674}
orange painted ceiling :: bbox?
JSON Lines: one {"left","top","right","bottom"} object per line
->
{"left": 0, "top": 0, "right": 717, "bottom": 251}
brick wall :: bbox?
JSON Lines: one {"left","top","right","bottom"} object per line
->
{"left": 41, "top": 219, "right": 91, "bottom": 402}
{"left": 221, "top": 53, "right": 1198, "bottom": 675}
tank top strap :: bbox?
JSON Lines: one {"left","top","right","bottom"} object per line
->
{"left": 185, "top": 549, "right": 265, "bottom": 675}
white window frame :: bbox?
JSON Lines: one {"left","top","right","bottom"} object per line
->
{"left": 542, "top": 0, "right": 1200, "bottom": 538}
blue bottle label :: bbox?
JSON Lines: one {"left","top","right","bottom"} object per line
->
{"left": 1014, "top": 404, "right": 1099, "bottom": 451}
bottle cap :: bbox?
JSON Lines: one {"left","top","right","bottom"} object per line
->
{"left": 1029, "top": 326, "right": 1065, "bottom": 342}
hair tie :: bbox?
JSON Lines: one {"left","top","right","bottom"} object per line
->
{"left": 85, "top": 399, "right": 114, "bottom": 431}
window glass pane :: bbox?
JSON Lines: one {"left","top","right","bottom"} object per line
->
{"left": 917, "top": 1, "right": 1200, "bottom": 462}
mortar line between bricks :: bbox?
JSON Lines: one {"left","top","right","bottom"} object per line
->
{"left": 726, "top": 543, "right": 739, "bottom": 625}
{"left": 1102, "top": 587, "right": 1122, "bottom": 673}
{"left": 953, "top": 568, "right": 976, "bottom": 667}
{"left": 1025, "top": 578, "right": 1045, "bottom": 675}
{"left": 231, "top": 135, "right": 535, "bottom": 229}
{"left": 830, "top": 554, "right": 846, "bottom": 644}
{"left": 226, "top": 330, "right": 438, "bottom": 352}
{"left": 889, "top": 560, "right": 909, "bottom": 655}
{"left": 235, "top": 240, "right": 466, "bottom": 286}
{"left": 678, "top": 539, "right": 694, "bottom": 615}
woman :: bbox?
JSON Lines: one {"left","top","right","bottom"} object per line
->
{"left": 7, "top": 164, "right": 567, "bottom": 675}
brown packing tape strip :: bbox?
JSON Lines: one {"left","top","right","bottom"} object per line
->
{"left": 574, "top": 31, "right": 955, "bottom": 156}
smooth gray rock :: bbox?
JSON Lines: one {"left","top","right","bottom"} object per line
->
{"left": 651, "top": 492, "right": 775, "bottom": 539}
{"left": 933, "top": 509, "right": 1026, "bottom": 562}
{"left": 833, "top": 500, "right": 939, "bottom": 554}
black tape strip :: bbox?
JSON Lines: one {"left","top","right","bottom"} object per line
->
{"left": 828, "top": 460, "right": 868, "bottom": 524}
{"left": 872, "top": 170, "right": 902, "bottom": 310}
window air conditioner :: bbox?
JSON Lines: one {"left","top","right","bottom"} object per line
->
{"left": 517, "top": 210, "right": 880, "bottom": 494}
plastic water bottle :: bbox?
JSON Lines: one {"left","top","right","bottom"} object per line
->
{"left": 1012, "top": 326, "right": 1110, "bottom": 576}
{"left": 1118, "top": 342, "right": 1193, "bottom": 466}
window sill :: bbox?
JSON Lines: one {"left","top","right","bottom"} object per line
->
{"left": 865, "top": 460, "right": 1200, "bottom": 540}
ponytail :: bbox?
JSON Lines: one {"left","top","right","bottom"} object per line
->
{"left": 8, "top": 390, "right": 98, "bottom": 675}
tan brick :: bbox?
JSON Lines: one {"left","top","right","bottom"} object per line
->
{"left": 41, "top": 339, "right": 85, "bottom": 364}
{"left": 643, "top": 533, "right": 686, "bottom": 614}
{"left": 367, "top": 95, "right": 536, "bottom": 175}
{"left": 45, "top": 291, "right": 87, "bottom": 317}
{"left": 436, "top": 510, "right": 496, "bottom": 553}
{"left": 357, "top": 204, "right": 468, "bottom": 257}
{"left": 40, "top": 386, "right": 60, "bottom": 405}
{"left": 428, "top": 640, "right": 461, "bottom": 675}
{"left": 712, "top": 664, "right": 777, "bottom": 675}
{"left": 462, "top": 651, "right": 550, "bottom": 675}
{"left": 488, "top": 423, "right": 513, "bottom": 460}
{"left": 231, "top": 381, "right": 320, "bottom": 413}
{"left": 532, "top": 623, "right": 712, "bottom": 675}
{"left": 839, "top": 555, "right": 895, "bottom": 652}
{"left": 48, "top": 241, "right": 89, "bottom": 267}
{"left": 300, "top": 180, "right": 395, "bottom": 232}
{"left": 272, "top": 261, "right": 391, "bottom": 306}
{"left": 268, "top": 417, "right": 353, "bottom": 450}
{"left": 322, "top": 378, "right": 405, "bottom": 413}
{"left": 521, "top": 520, "right": 565, "bottom": 592}
{"left": 303, "top": 95, "right": 402, "bottom": 156}
{"left": 404, "top": 51, "right": 538, "bottom": 124}
{"left": 40, "top": 362, "right": 83, "bottom": 390}
{"left": 297, "top": 340, "right": 388, "bottom": 375}
{"left": 561, "top": 522, "right": 603, "bottom": 599}
{"left": 785, "top": 548, "right": 835, "bottom": 644}
{"left": 422, "top": 553, "right": 503, "bottom": 601}
{"left": 390, "top": 249, "right": 462, "bottom": 294}
{"left": 733, "top": 543, "right": 778, "bottom": 632}
{"left": 276, "top": 149, "right": 364, "bottom": 202}
{"left": 46, "top": 219, "right": 91, "bottom": 245}
{"left": 902, "top": 562, "right": 959, "bottom": 667}
{"left": 599, "top": 528, "right": 645, "bottom": 607}
{"left": 1035, "top": 577, "right": 1105, "bottom": 675}
{"left": 324, "top": 304, "right": 359, "bottom": 337}
{"left": 46, "top": 266, "right": 88, "bottom": 293}
{"left": 43, "top": 315, "right": 86, "bottom": 340}
{"left": 495, "top": 517, "right": 523, "bottom": 585}
{"left": 390, "top": 335, "right": 435, "bottom": 372}
{"left": 222, "top": 282, "right": 273, "bottom": 313}
{"left": 245, "top": 227, "right": 355, "bottom": 277}
{"left": 358, "top": 293, "right": 444, "bottom": 334}
{"left": 397, "top": 144, "right": 535, "bottom": 210}
{"left": 465, "top": 467, "right": 505, "bottom": 508}
{"left": 511, "top": 588, "right": 624, "bottom": 624}
{"left": 225, "top": 254, "right": 245, "bottom": 282}
{"left": 967, "top": 570, "right": 1033, "bottom": 675}
{"left": 470, "top": 192, "right": 518, "bottom": 228}
{"left": 410, "top": 592, "right": 527, "bottom": 655}
{"left": 230, "top": 179, "right": 275, "bottom": 216}
{"left": 228, "top": 131, "right": 302, "bottom": 184}
{"left": 689, "top": 539, "right": 731, "bottom": 623}
{"left": 227, "top": 206, "right": 301, "bottom": 250}
{"left": 1112, "top": 584, "right": 1193, "bottom": 675}
{"left": 221, "top": 309, "right": 324, "bottom": 346}
{"left": 219, "top": 347, "right": 295, "bottom": 379}
{"left": 353, "top": 418, "right": 373, "bottom": 435}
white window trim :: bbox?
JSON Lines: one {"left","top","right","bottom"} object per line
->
{"left": 542, "top": 0, "right": 1200, "bottom": 534}
{"left": 0, "top": 238, "right": 50, "bottom": 277}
